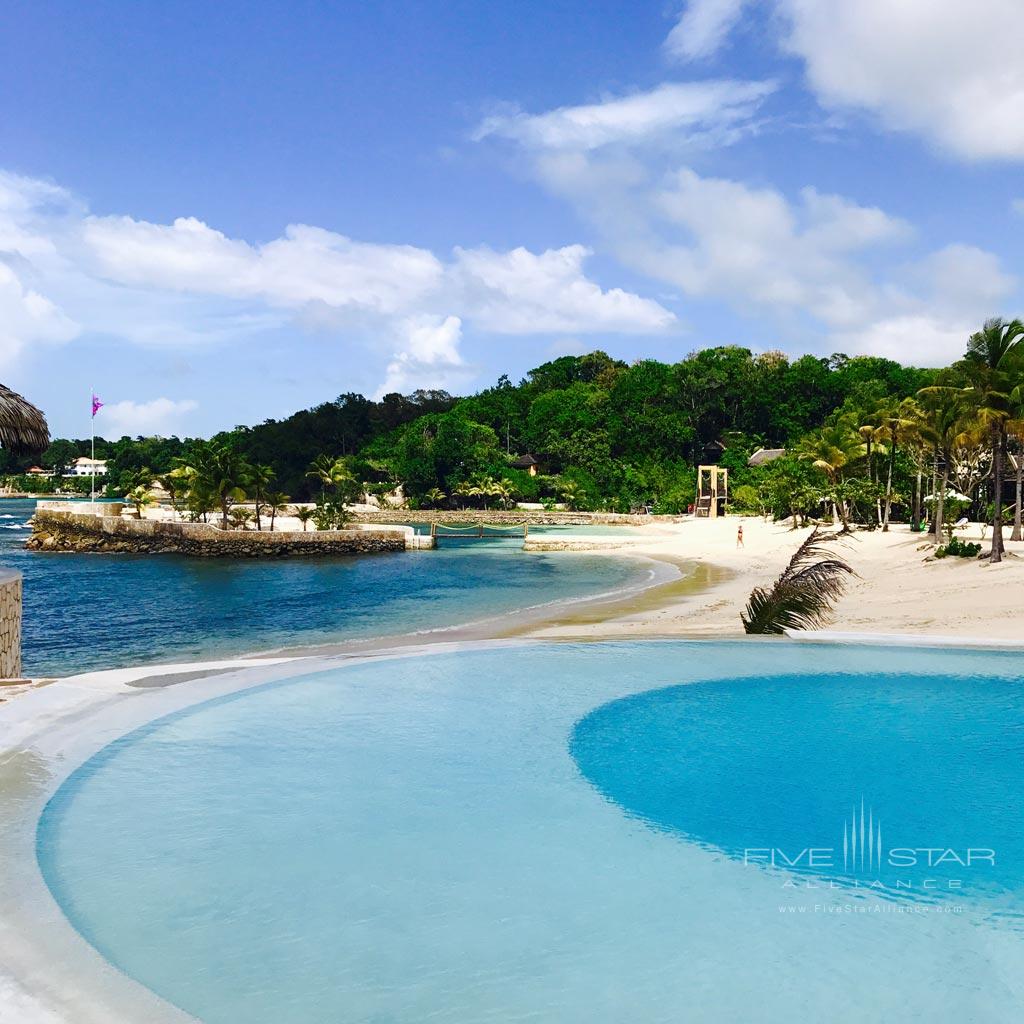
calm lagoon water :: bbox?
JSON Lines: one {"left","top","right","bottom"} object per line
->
{"left": 38, "top": 641, "right": 1024, "bottom": 1023}
{"left": 0, "top": 500, "right": 647, "bottom": 677}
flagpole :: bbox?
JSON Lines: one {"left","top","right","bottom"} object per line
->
{"left": 90, "top": 387, "right": 95, "bottom": 506}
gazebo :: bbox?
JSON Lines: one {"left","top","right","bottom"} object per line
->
{"left": 510, "top": 454, "right": 539, "bottom": 477}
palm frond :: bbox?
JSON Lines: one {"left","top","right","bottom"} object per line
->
{"left": 741, "top": 527, "right": 856, "bottom": 635}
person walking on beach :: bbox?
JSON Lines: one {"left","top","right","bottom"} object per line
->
{"left": 736, "top": 522, "right": 744, "bottom": 548}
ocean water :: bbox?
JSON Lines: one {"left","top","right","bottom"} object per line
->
{"left": 0, "top": 500, "right": 648, "bottom": 677}
{"left": 37, "top": 641, "right": 1024, "bottom": 1023}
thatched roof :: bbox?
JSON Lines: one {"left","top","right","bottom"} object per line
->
{"left": 0, "top": 384, "right": 49, "bottom": 453}
{"left": 745, "top": 446, "right": 782, "bottom": 466}
{"left": 747, "top": 447, "right": 786, "bottom": 467}
{"left": 511, "top": 454, "right": 538, "bottom": 468}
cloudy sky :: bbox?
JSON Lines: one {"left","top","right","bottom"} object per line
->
{"left": 3, "top": 1, "right": 1024, "bottom": 438}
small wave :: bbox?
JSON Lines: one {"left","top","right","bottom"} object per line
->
{"left": 0, "top": 523, "right": 30, "bottom": 530}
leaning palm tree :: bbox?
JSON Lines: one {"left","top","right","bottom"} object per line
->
{"left": 961, "top": 317, "right": 1024, "bottom": 562}
{"left": 0, "top": 384, "right": 49, "bottom": 453}
{"left": 741, "top": 528, "right": 856, "bottom": 634}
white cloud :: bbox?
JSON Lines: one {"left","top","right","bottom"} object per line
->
{"left": 453, "top": 244, "right": 675, "bottom": 333}
{"left": 96, "top": 397, "right": 199, "bottom": 439}
{"left": 0, "top": 262, "right": 78, "bottom": 367}
{"left": 1012, "top": 198, "right": 1024, "bottom": 217}
{"left": 779, "top": 0, "right": 1024, "bottom": 159}
{"left": 84, "top": 216, "right": 445, "bottom": 316}
{"left": 665, "top": 0, "right": 750, "bottom": 61}
{"left": 663, "top": 1, "right": 1024, "bottom": 160}
{"left": 475, "top": 80, "right": 774, "bottom": 151}
{"left": 378, "top": 315, "right": 469, "bottom": 397}
{"left": 834, "top": 317, "right": 975, "bottom": 367}
{"left": 480, "top": 64, "right": 1018, "bottom": 367}
{"left": 643, "top": 169, "right": 911, "bottom": 327}
{"left": 0, "top": 172, "right": 675, "bottom": 400}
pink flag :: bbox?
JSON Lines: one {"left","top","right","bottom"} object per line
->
{"left": 92, "top": 394, "right": 103, "bottom": 417}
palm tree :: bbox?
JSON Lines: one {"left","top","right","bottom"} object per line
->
{"left": 962, "top": 317, "right": 1024, "bottom": 562}
{"left": 264, "top": 491, "right": 290, "bottom": 531}
{"left": 186, "top": 441, "right": 253, "bottom": 529}
{"left": 292, "top": 506, "right": 316, "bottom": 532}
{"left": 468, "top": 474, "right": 496, "bottom": 510}
{"left": 875, "top": 397, "right": 919, "bottom": 531}
{"left": 452, "top": 480, "right": 473, "bottom": 510}
{"left": 228, "top": 507, "right": 253, "bottom": 530}
{"left": 250, "top": 464, "right": 275, "bottom": 531}
{"left": 126, "top": 484, "right": 157, "bottom": 519}
{"left": 1010, "top": 428, "right": 1024, "bottom": 543}
{"left": 557, "top": 479, "right": 583, "bottom": 511}
{"left": 914, "top": 386, "right": 971, "bottom": 544}
{"left": 1008, "top": 384, "right": 1024, "bottom": 542}
{"left": 306, "top": 455, "right": 355, "bottom": 504}
{"left": 0, "top": 384, "right": 49, "bottom": 453}
{"left": 423, "top": 487, "right": 447, "bottom": 509}
{"left": 493, "top": 478, "right": 517, "bottom": 510}
{"left": 795, "top": 420, "right": 864, "bottom": 531}
{"left": 156, "top": 466, "right": 191, "bottom": 521}
{"left": 742, "top": 528, "right": 855, "bottom": 634}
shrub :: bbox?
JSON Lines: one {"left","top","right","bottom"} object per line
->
{"left": 935, "top": 537, "right": 981, "bottom": 559}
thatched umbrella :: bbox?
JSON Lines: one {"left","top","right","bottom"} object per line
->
{"left": 0, "top": 384, "right": 49, "bottom": 453}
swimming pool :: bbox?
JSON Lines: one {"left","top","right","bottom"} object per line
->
{"left": 34, "top": 640, "right": 1024, "bottom": 1022}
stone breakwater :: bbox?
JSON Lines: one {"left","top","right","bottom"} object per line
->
{"left": 354, "top": 509, "right": 674, "bottom": 527}
{"left": 27, "top": 510, "right": 430, "bottom": 558}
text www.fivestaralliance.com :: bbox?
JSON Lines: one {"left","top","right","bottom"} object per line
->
{"left": 779, "top": 904, "right": 963, "bottom": 915}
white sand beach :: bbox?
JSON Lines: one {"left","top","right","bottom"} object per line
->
{"left": 519, "top": 517, "right": 1024, "bottom": 643}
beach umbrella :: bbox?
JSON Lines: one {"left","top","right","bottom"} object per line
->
{"left": 0, "top": 384, "right": 49, "bottom": 453}
{"left": 923, "top": 489, "right": 970, "bottom": 503}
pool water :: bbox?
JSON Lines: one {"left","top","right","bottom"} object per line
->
{"left": 0, "top": 500, "right": 647, "bottom": 676}
{"left": 37, "top": 641, "right": 1024, "bottom": 1022}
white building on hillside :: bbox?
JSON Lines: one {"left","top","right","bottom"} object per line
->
{"left": 66, "top": 456, "right": 108, "bottom": 477}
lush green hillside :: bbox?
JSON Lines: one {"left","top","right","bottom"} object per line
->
{"left": 20, "top": 345, "right": 936, "bottom": 514}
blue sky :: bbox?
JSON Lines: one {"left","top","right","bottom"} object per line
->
{"left": 2, "top": 0, "right": 1023, "bottom": 439}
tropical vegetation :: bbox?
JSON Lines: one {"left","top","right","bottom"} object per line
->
{"left": 11, "top": 319, "right": 1024, "bottom": 556}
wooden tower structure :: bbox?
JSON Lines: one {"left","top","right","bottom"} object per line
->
{"left": 695, "top": 465, "right": 728, "bottom": 518}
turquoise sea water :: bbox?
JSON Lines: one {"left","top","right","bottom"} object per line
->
{"left": 38, "top": 642, "right": 1024, "bottom": 1022}
{"left": 0, "top": 500, "right": 647, "bottom": 677}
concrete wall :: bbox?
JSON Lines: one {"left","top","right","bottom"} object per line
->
{"left": 27, "top": 511, "right": 430, "bottom": 558}
{"left": 0, "top": 569, "right": 22, "bottom": 680}
{"left": 36, "top": 500, "right": 125, "bottom": 517}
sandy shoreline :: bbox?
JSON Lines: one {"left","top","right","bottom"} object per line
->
{"left": 517, "top": 516, "right": 1024, "bottom": 643}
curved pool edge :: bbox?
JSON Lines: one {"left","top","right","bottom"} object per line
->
{"left": 0, "top": 640, "right": 545, "bottom": 1024}
{"left": 5, "top": 632, "right": 1024, "bottom": 1022}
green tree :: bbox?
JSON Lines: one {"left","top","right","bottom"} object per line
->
{"left": 264, "top": 491, "right": 291, "bottom": 531}
{"left": 250, "top": 464, "right": 276, "bottom": 531}
{"left": 961, "top": 317, "right": 1024, "bottom": 562}
{"left": 292, "top": 505, "right": 316, "bottom": 532}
